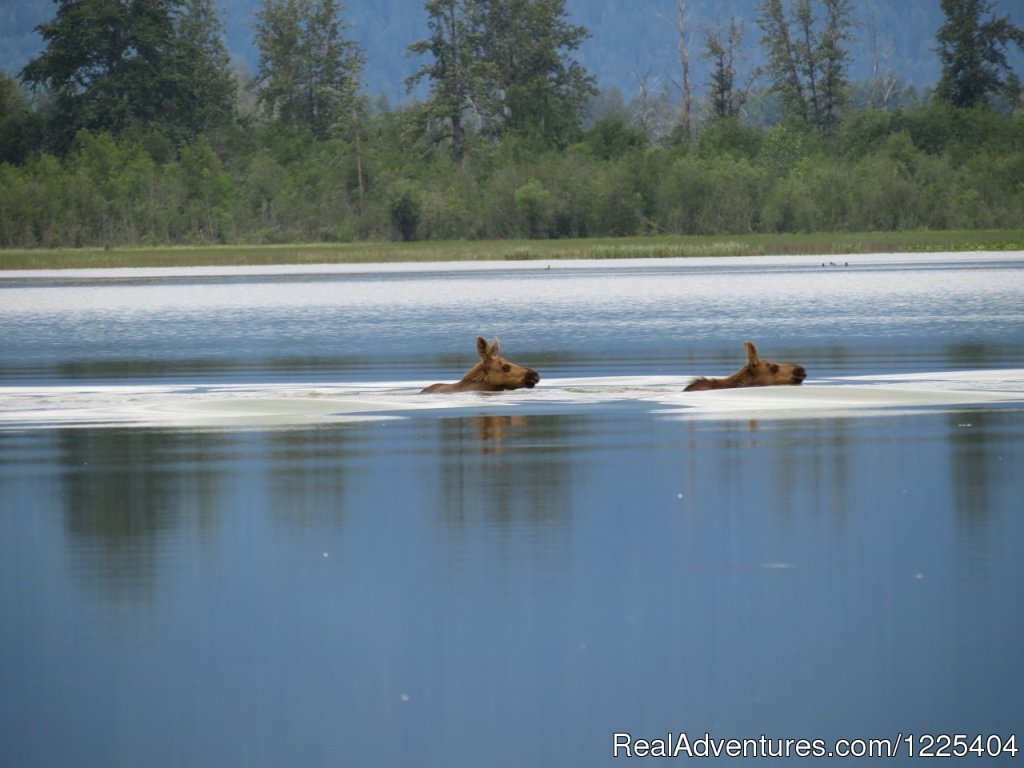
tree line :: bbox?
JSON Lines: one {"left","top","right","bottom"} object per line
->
{"left": 0, "top": 0, "right": 1022, "bottom": 249}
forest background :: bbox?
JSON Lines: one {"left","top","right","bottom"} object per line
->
{"left": 1, "top": 0, "right": 1023, "bottom": 249}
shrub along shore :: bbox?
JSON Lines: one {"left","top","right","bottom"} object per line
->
{"left": 1, "top": 230, "right": 1021, "bottom": 271}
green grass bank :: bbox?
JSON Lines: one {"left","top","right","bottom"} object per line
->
{"left": 2, "top": 230, "right": 1022, "bottom": 271}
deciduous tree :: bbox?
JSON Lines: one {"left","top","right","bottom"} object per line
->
{"left": 756, "top": 0, "right": 854, "bottom": 133}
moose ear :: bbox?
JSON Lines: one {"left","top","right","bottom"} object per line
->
{"left": 476, "top": 336, "right": 490, "bottom": 359}
{"left": 744, "top": 340, "right": 759, "bottom": 364}
{"left": 490, "top": 336, "right": 501, "bottom": 356}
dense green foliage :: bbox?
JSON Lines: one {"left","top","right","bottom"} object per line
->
{"left": 1, "top": 0, "right": 1022, "bottom": 249}
{"left": 2, "top": 102, "right": 1022, "bottom": 249}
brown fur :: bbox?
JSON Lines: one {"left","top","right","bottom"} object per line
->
{"left": 685, "top": 340, "right": 806, "bottom": 392}
{"left": 420, "top": 336, "right": 540, "bottom": 394}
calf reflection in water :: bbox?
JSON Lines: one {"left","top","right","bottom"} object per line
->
{"left": 420, "top": 336, "right": 541, "bottom": 393}
{"left": 685, "top": 340, "right": 807, "bottom": 392}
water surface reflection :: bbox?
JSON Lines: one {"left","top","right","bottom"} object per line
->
{"left": 1, "top": 255, "right": 1022, "bottom": 767}
{"left": 2, "top": 406, "right": 1022, "bottom": 768}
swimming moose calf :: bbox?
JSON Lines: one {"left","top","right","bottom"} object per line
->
{"left": 684, "top": 340, "right": 807, "bottom": 392}
{"left": 420, "top": 336, "right": 540, "bottom": 394}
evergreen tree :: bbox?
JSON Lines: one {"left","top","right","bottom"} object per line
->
{"left": 22, "top": 0, "right": 181, "bottom": 152}
{"left": 703, "top": 16, "right": 749, "bottom": 121}
{"left": 474, "top": 0, "right": 596, "bottom": 148}
{"left": 0, "top": 73, "right": 35, "bottom": 164}
{"left": 20, "top": 0, "right": 237, "bottom": 154}
{"left": 409, "top": 0, "right": 594, "bottom": 155}
{"left": 935, "top": 0, "right": 1024, "bottom": 109}
{"left": 172, "top": 0, "right": 238, "bottom": 140}
{"left": 252, "top": 0, "right": 365, "bottom": 139}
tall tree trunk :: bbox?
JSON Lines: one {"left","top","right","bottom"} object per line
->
{"left": 352, "top": 106, "right": 365, "bottom": 212}
{"left": 676, "top": 0, "right": 692, "bottom": 139}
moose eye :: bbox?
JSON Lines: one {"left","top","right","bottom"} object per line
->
{"left": 502, "top": 364, "right": 511, "bottom": 373}
{"left": 769, "top": 364, "right": 779, "bottom": 373}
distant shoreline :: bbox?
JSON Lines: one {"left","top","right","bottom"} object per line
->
{"left": 1, "top": 230, "right": 1022, "bottom": 271}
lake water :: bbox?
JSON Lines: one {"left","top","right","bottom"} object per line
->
{"left": 1, "top": 253, "right": 1023, "bottom": 767}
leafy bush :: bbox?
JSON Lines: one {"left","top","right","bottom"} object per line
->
{"left": 1, "top": 103, "right": 1022, "bottom": 248}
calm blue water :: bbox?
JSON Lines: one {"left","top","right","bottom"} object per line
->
{"left": 1, "top": 254, "right": 1022, "bottom": 382}
{"left": 1, "top": 254, "right": 1023, "bottom": 767}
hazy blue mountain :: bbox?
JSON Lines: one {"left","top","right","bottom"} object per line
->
{"left": 3, "top": 0, "right": 1023, "bottom": 105}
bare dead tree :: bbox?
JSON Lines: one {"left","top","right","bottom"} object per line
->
{"left": 659, "top": 0, "right": 693, "bottom": 139}
{"left": 867, "top": 14, "right": 899, "bottom": 109}
{"left": 679, "top": 0, "right": 692, "bottom": 136}
{"left": 634, "top": 69, "right": 657, "bottom": 140}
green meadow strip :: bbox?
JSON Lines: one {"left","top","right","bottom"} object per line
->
{"left": 1, "top": 230, "right": 1022, "bottom": 271}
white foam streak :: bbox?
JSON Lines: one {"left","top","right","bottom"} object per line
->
{"left": 2, "top": 369, "right": 1022, "bottom": 430}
